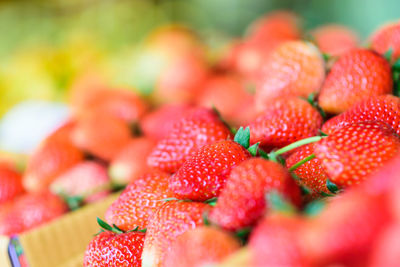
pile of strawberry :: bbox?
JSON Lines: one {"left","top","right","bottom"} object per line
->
{"left": 1, "top": 9, "right": 400, "bottom": 267}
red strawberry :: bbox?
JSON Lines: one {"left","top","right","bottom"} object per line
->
{"left": 248, "top": 97, "right": 323, "bottom": 150}
{"left": 141, "top": 200, "right": 210, "bottom": 267}
{"left": 0, "top": 164, "right": 24, "bottom": 204}
{"left": 318, "top": 49, "right": 393, "bottom": 114}
{"left": 228, "top": 11, "right": 301, "bottom": 81}
{"left": 249, "top": 214, "right": 309, "bottom": 267}
{"left": 315, "top": 121, "right": 400, "bottom": 188}
{"left": 140, "top": 104, "right": 195, "bottom": 141}
{"left": 164, "top": 226, "right": 241, "bottom": 267}
{"left": 370, "top": 21, "right": 400, "bottom": 61}
{"left": 155, "top": 54, "right": 209, "bottom": 104}
{"left": 322, "top": 95, "right": 400, "bottom": 135}
{"left": 302, "top": 190, "right": 392, "bottom": 266}
{"left": 311, "top": 24, "right": 359, "bottom": 57}
{"left": 285, "top": 143, "right": 330, "bottom": 198}
{"left": 169, "top": 140, "right": 251, "bottom": 201}
{"left": 255, "top": 41, "right": 325, "bottom": 111}
{"left": 0, "top": 191, "right": 67, "bottom": 236}
{"left": 83, "top": 219, "right": 145, "bottom": 267}
{"left": 369, "top": 223, "right": 400, "bottom": 267}
{"left": 105, "top": 170, "right": 174, "bottom": 231}
{"left": 196, "top": 74, "right": 255, "bottom": 126}
{"left": 72, "top": 114, "right": 132, "bottom": 161}
{"left": 210, "top": 158, "right": 301, "bottom": 230}
{"left": 109, "top": 137, "right": 156, "bottom": 186}
{"left": 50, "top": 161, "right": 110, "bottom": 205}
{"left": 23, "top": 140, "right": 84, "bottom": 192}
{"left": 147, "top": 108, "right": 233, "bottom": 173}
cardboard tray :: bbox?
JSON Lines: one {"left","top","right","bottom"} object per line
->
{"left": 3, "top": 193, "right": 119, "bottom": 267}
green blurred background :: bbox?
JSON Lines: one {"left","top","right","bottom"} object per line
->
{"left": 0, "top": 0, "right": 399, "bottom": 116}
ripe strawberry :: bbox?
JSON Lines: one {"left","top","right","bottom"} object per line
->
{"left": 322, "top": 95, "right": 400, "bottom": 135}
{"left": 310, "top": 24, "right": 359, "bottom": 57}
{"left": 50, "top": 161, "right": 110, "bottom": 205}
{"left": 109, "top": 137, "right": 156, "bottom": 186}
{"left": 69, "top": 77, "right": 147, "bottom": 123}
{"left": 83, "top": 219, "right": 145, "bottom": 267}
{"left": 248, "top": 97, "right": 323, "bottom": 151}
{"left": 164, "top": 226, "right": 241, "bottom": 267}
{"left": 140, "top": 104, "right": 195, "bottom": 141}
{"left": 315, "top": 121, "right": 400, "bottom": 188}
{"left": 369, "top": 223, "right": 400, "bottom": 267}
{"left": 72, "top": 114, "right": 132, "bottom": 161}
{"left": 141, "top": 201, "right": 210, "bottom": 267}
{"left": 370, "top": 21, "right": 400, "bottom": 61}
{"left": 318, "top": 49, "right": 393, "bottom": 114}
{"left": 169, "top": 140, "right": 251, "bottom": 201}
{"left": 285, "top": 144, "right": 330, "bottom": 198}
{"left": 255, "top": 41, "right": 325, "bottom": 111}
{"left": 23, "top": 140, "right": 84, "bottom": 192}
{"left": 228, "top": 11, "right": 301, "bottom": 81}
{"left": 105, "top": 170, "right": 174, "bottom": 231}
{"left": 154, "top": 54, "right": 209, "bottom": 104}
{"left": 302, "top": 190, "right": 392, "bottom": 266}
{"left": 0, "top": 191, "right": 67, "bottom": 236}
{"left": 196, "top": 74, "right": 255, "bottom": 126}
{"left": 0, "top": 164, "right": 24, "bottom": 204}
{"left": 249, "top": 214, "right": 309, "bottom": 267}
{"left": 147, "top": 108, "right": 233, "bottom": 173}
{"left": 210, "top": 158, "right": 301, "bottom": 230}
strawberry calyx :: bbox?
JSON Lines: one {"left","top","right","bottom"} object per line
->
{"left": 96, "top": 217, "right": 146, "bottom": 235}
{"left": 326, "top": 179, "right": 340, "bottom": 194}
{"left": 306, "top": 93, "right": 327, "bottom": 119}
{"left": 265, "top": 191, "right": 297, "bottom": 215}
{"left": 234, "top": 126, "right": 260, "bottom": 156}
{"left": 303, "top": 200, "right": 326, "bottom": 216}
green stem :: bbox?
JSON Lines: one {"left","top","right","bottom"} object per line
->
{"left": 289, "top": 154, "right": 316, "bottom": 172}
{"left": 274, "top": 136, "right": 325, "bottom": 155}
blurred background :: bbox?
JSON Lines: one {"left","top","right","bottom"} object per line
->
{"left": 0, "top": 0, "right": 399, "bottom": 153}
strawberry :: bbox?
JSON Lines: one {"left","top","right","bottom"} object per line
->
{"left": 23, "top": 140, "right": 84, "bottom": 192}
{"left": 322, "top": 95, "right": 400, "bottom": 135}
{"left": 72, "top": 114, "right": 132, "bottom": 161}
{"left": 310, "top": 24, "right": 359, "bottom": 57}
{"left": 315, "top": 121, "right": 400, "bottom": 188}
{"left": 69, "top": 77, "right": 147, "bottom": 123}
{"left": 105, "top": 170, "right": 174, "bottom": 231}
{"left": 169, "top": 140, "right": 251, "bottom": 201}
{"left": 369, "top": 223, "right": 400, "bottom": 267}
{"left": 370, "top": 21, "right": 400, "bottom": 61}
{"left": 248, "top": 97, "right": 323, "bottom": 151}
{"left": 209, "top": 158, "right": 301, "bottom": 230}
{"left": 154, "top": 53, "right": 209, "bottom": 104}
{"left": 249, "top": 214, "right": 309, "bottom": 267}
{"left": 141, "top": 200, "right": 210, "bottom": 267}
{"left": 302, "top": 190, "right": 392, "bottom": 266}
{"left": 285, "top": 143, "right": 330, "bottom": 198}
{"left": 318, "top": 49, "right": 393, "bottom": 114}
{"left": 0, "top": 164, "right": 24, "bottom": 204}
{"left": 255, "top": 41, "right": 325, "bottom": 111}
{"left": 50, "top": 161, "right": 110, "bottom": 206}
{"left": 109, "top": 137, "right": 156, "bottom": 186}
{"left": 140, "top": 104, "right": 195, "bottom": 141}
{"left": 164, "top": 226, "right": 241, "bottom": 267}
{"left": 196, "top": 74, "right": 255, "bottom": 126}
{"left": 86, "top": 88, "right": 148, "bottom": 123}
{"left": 0, "top": 191, "right": 67, "bottom": 236}
{"left": 229, "top": 11, "right": 301, "bottom": 81}
{"left": 83, "top": 219, "right": 145, "bottom": 267}
{"left": 147, "top": 108, "right": 233, "bottom": 173}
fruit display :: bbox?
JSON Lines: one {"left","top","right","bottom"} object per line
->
{"left": 1, "top": 1, "right": 400, "bottom": 266}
